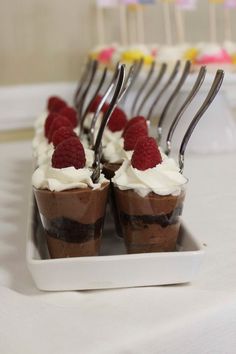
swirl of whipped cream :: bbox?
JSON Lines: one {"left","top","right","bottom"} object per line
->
{"left": 32, "top": 164, "right": 108, "bottom": 192}
{"left": 112, "top": 156, "right": 187, "bottom": 197}
{"left": 34, "top": 112, "right": 48, "bottom": 132}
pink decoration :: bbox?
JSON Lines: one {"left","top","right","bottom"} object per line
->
{"left": 176, "top": 0, "right": 197, "bottom": 10}
{"left": 196, "top": 49, "right": 232, "bottom": 65}
{"left": 224, "top": 0, "right": 236, "bottom": 8}
{"left": 98, "top": 47, "right": 116, "bottom": 63}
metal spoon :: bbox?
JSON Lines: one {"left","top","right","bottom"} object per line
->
{"left": 156, "top": 60, "right": 191, "bottom": 144}
{"left": 77, "top": 60, "right": 98, "bottom": 121}
{"left": 130, "top": 60, "right": 156, "bottom": 117}
{"left": 121, "top": 58, "right": 144, "bottom": 107}
{"left": 79, "top": 66, "right": 108, "bottom": 138}
{"left": 146, "top": 60, "right": 181, "bottom": 124}
{"left": 87, "top": 63, "right": 122, "bottom": 146}
{"left": 165, "top": 66, "right": 207, "bottom": 156}
{"left": 91, "top": 64, "right": 126, "bottom": 183}
{"left": 73, "top": 58, "right": 92, "bottom": 108}
{"left": 179, "top": 69, "right": 224, "bottom": 173}
{"left": 136, "top": 62, "right": 167, "bottom": 116}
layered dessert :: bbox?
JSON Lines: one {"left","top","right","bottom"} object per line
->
{"left": 112, "top": 136, "right": 187, "bottom": 253}
{"left": 33, "top": 123, "right": 109, "bottom": 258}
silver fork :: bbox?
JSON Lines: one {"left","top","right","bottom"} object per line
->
{"left": 179, "top": 69, "right": 224, "bottom": 173}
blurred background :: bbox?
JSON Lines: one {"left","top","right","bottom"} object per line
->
{"left": 1, "top": 0, "right": 234, "bottom": 85}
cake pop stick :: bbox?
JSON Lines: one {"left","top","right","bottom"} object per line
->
{"left": 162, "top": 0, "right": 173, "bottom": 45}
{"left": 224, "top": 0, "right": 236, "bottom": 41}
{"left": 136, "top": 4, "right": 145, "bottom": 44}
{"left": 174, "top": 4, "right": 185, "bottom": 43}
{"left": 119, "top": 4, "right": 129, "bottom": 45}
{"left": 96, "top": 5, "right": 106, "bottom": 45}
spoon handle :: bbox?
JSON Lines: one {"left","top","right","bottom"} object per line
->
{"left": 77, "top": 60, "right": 98, "bottom": 121}
{"left": 79, "top": 66, "right": 108, "bottom": 138}
{"left": 157, "top": 60, "right": 191, "bottom": 143}
{"left": 122, "top": 58, "right": 144, "bottom": 106}
{"left": 179, "top": 69, "right": 224, "bottom": 173}
{"left": 137, "top": 62, "right": 167, "bottom": 116}
{"left": 146, "top": 60, "right": 181, "bottom": 122}
{"left": 131, "top": 60, "right": 155, "bottom": 117}
{"left": 87, "top": 63, "right": 121, "bottom": 146}
{"left": 91, "top": 65, "right": 126, "bottom": 183}
{"left": 73, "top": 58, "right": 92, "bottom": 108}
{"left": 165, "top": 66, "right": 206, "bottom": 155}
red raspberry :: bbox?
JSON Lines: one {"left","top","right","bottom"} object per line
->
{"left": 44, "top": 113, "right": 61, "bottom": 138}
{"left": 122, "top": 116, "right": 147, "bottom": 137}
{"left": 47, "top": 96, "right": 67, "bottom": 113}
{"left": 52, "top": 137, "right": 86, "bottom": 169}
{"left": 108, "top": 107, "right": 128, "bottom": 132}
{"left": 48, "top": 116, "right": 72, "bottom": 142}
{"left": 131, "top": 137, "right": 162, "bottom": 170}
{"left": 51, "top": 126, "right": 77, "bottom": 147}
{"left": 89, "top": 95, "right": 108, "bottom": 113}
{"left": 123, "top": 122, "right": 148, "bottom": 151}
{"left": 59, "top": 106, "right": 77, "bottom": 127}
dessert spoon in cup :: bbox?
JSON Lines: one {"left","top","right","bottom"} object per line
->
{"left": 91, "top": 64, "right": 135, "bottom": 183}
{"left": 79, "top": 66, "right": 108, "bottom": 138}
{"left": 131, "top": 60, "right": 156, "bottom": 117}
{"left": 164, "top": 65, "right": 207, "bottom": 156}
{"left": 136, "top": 61, "right": 168, "bottom": 117}
{"left": 156, "top": 60, "right": 191, "bottom": 144}
{"left": 178, "top": 69, "right": 224, "bottom": 173}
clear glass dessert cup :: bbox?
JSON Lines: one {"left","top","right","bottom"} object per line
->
{"left": 33, "top": 183, "right": 109, "bottom": 258}
{"left": 114, "top": 182, "right": 187, "bottom": 254}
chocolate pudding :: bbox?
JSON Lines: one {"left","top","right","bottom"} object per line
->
{"left": 34, "top": 183, "right": 109, "bottom": 258}
{"left": 102, "top": 162, "right": 121, "bottom": 180}
{"left": 114, "top": 187, "right": 186, "bottom": 253}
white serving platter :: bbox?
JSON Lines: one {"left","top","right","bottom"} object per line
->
{"left": 26, "top": 199, "right": 205, "bottom": 291}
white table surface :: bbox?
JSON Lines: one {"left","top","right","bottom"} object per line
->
{"left": 1, "top": 140, "right": 236, "bottom": 354}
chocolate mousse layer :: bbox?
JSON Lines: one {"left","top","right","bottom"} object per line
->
{"left": 102, "top": 162, "right": 123, "bottom": 238}
{"left": 114, "top": 188, "right": 186, "bottom": 253}
{"left": 34, "top": 183, "right": 109, "bottom": 258}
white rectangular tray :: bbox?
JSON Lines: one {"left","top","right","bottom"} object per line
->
{"left": 26, "top": 199, "right": 205, "bottom": 291}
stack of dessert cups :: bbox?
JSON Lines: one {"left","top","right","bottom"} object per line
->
{"left": 32, "top": 63, "right": 127, "bottom": 259}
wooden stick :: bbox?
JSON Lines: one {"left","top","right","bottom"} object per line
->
{"left": 136, "top": 5, "right": 145, "bottom": 44}
{"left": 174, "top": 5, "right": 185, "bottom": 43}
{"left": 208, "top": 2, "right": 217, "bottom": 43}
{"left": 162, "top": 1, "right": 173, "bottom": 45}
{"left": 96, "top": 6, "right": 105, "bottom": 45}
{"left": 224, "top": 7, "right": 232, "bottom": 41}
{"left": 119, "top": 4, "right": 128, "bottom": 46}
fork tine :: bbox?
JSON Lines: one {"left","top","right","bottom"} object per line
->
{"left": 179, "top": 69, "right": 224, "bottom": 173}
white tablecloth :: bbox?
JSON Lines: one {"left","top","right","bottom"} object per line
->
{"left": 1, "top": 140, "right": 236, "bottom": 354}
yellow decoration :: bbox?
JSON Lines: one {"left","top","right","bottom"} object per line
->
{"left": 89, "top": 52, "right": 99, "bottom": 60}
{"left": 231, "top": 54, "right": 236, "bottom": 65}
{"left": 208, "top": 0, "right": 224, "bottom": 3}
{"left": 121, "top": 50, "right": 154, "bottom": 65}
{"left": 128, "top": 4, "right": 142, "bottom": 11}
{"left": 184, "top": 48, "right": 199, "bottom": 62}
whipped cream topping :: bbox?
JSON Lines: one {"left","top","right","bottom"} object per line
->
{"left": 103, "top": 137, "right": 132, "bottom": 163}
{"left": 32, "top": 164, "right": 108, "bottom": 192}
{"left": 34, "top": 111, "right": 48, "bottom": 132}
{"left": 112, "top": 156, "right": 187, "bottom": 197}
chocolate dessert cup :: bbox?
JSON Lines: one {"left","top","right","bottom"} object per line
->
{"left": 34, "top": 183, "right": 109, "bottom": 258}
{"left": 114, "top": 185, "right": 186, "bottom": 253}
